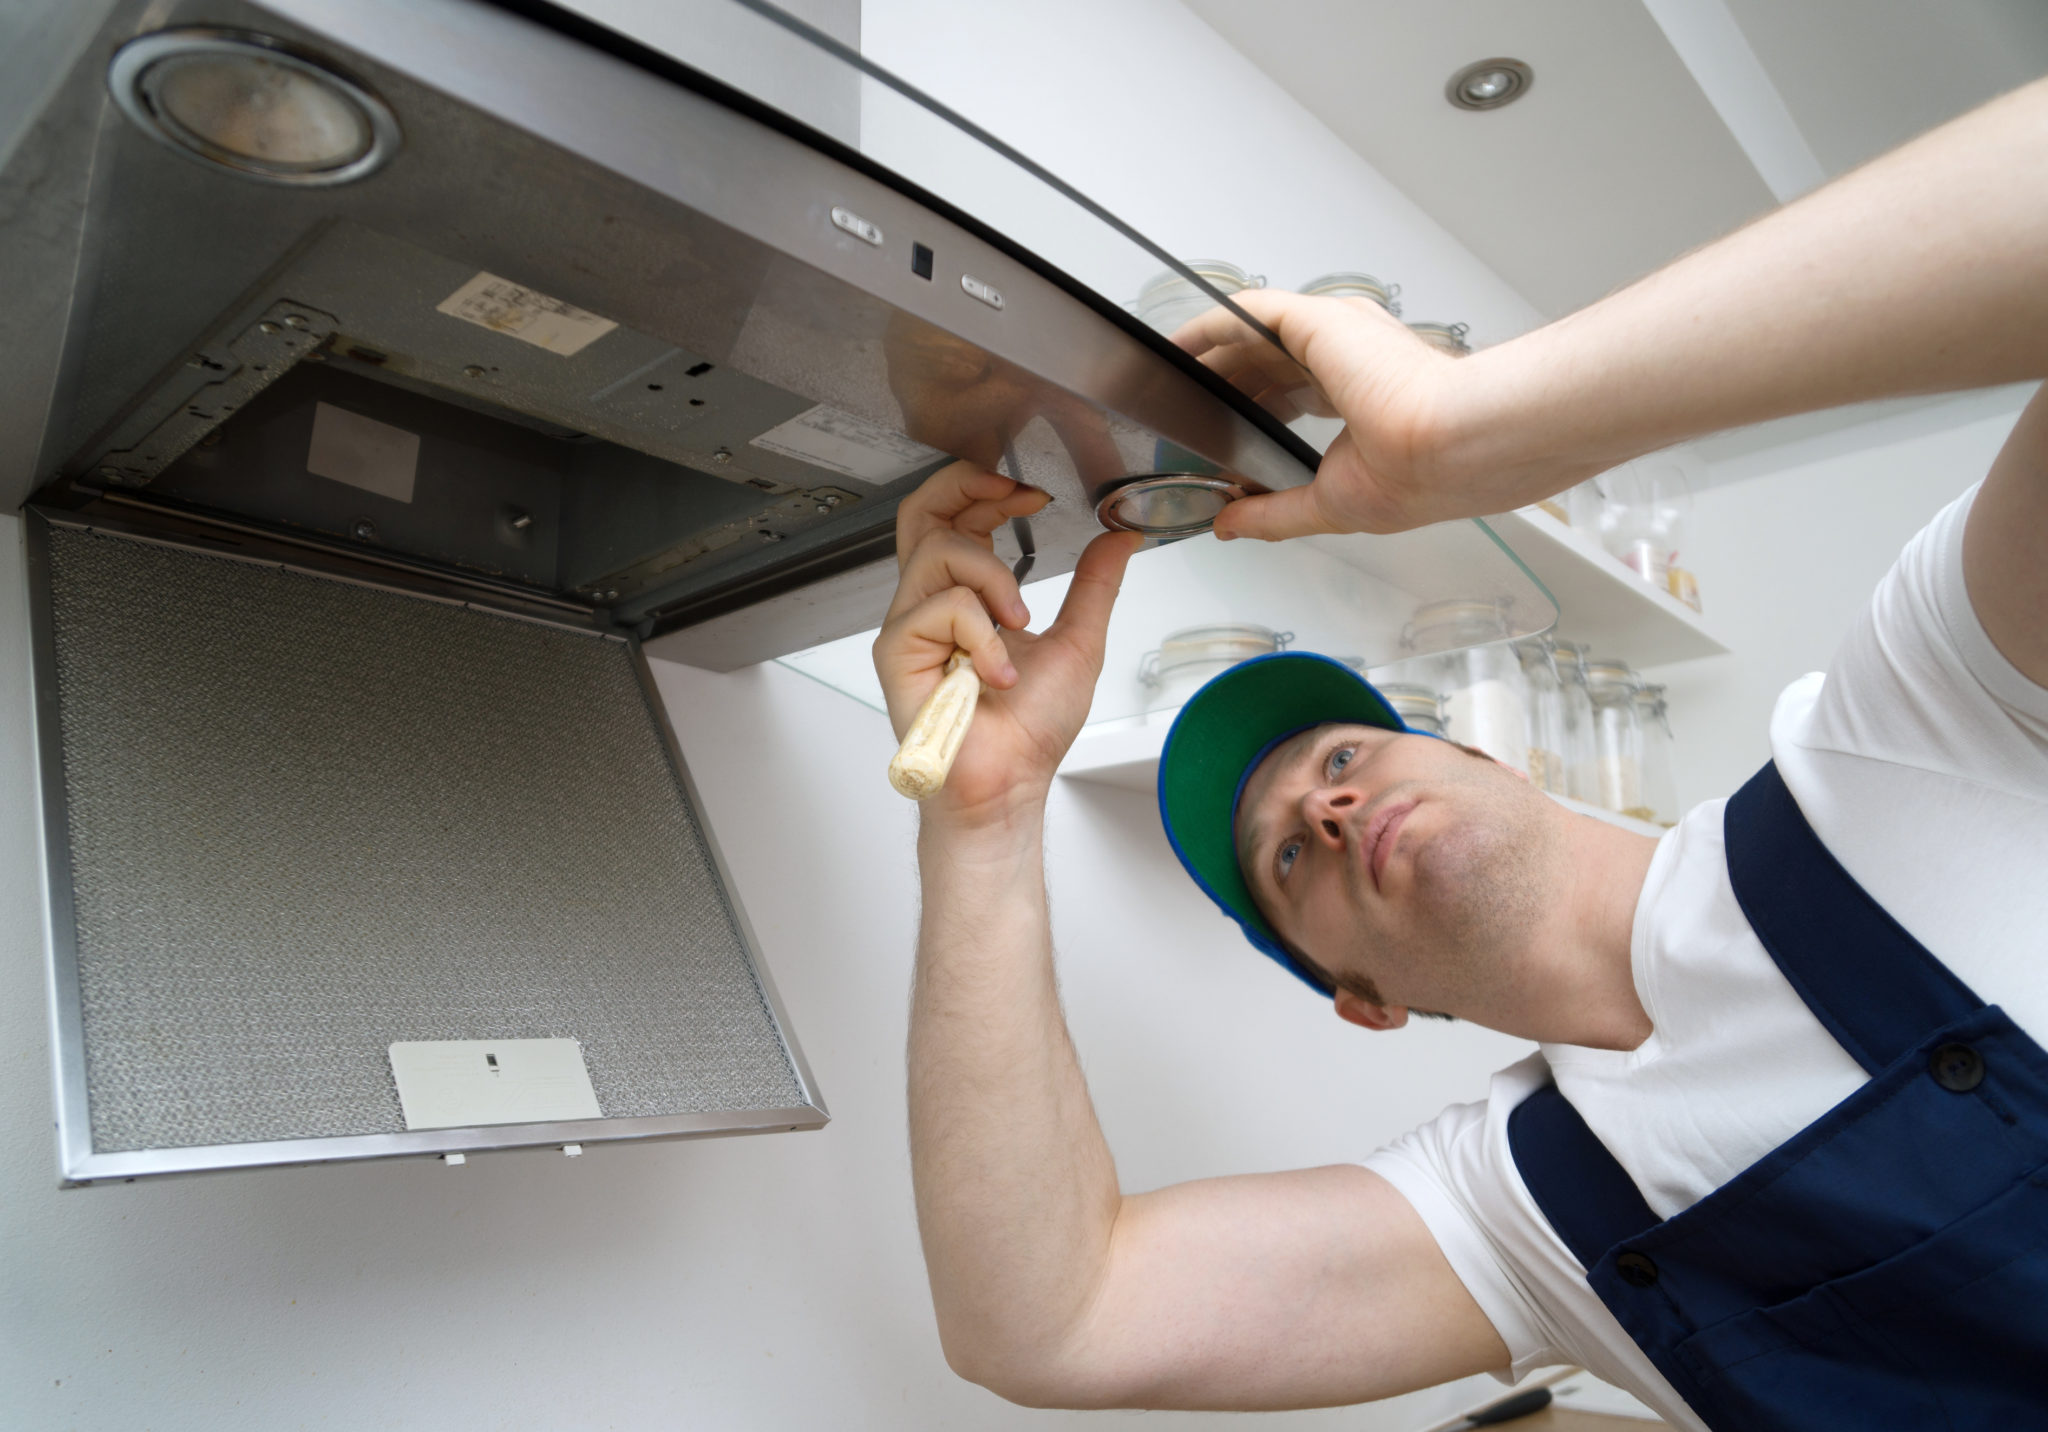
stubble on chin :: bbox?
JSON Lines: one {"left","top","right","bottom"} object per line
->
{"left": 1386, "top": 778, "right": 1559, "bottom": 1012}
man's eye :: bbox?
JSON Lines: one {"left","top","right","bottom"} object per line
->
{"left": 1277, "top": 839, "right": 1302, "bottom": 880}
{"left": 1327, "top": 745, "right": 1356, "bottom": 779}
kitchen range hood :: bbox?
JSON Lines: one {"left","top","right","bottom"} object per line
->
{"left": 3, "top": 0, "right": 1339, "bottom": 663}
{"left": 2, "top": 0, "right": 1548, "bottom": 1182}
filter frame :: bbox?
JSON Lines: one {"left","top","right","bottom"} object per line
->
{"left": 24, "top": 505, "right": 826, "bottom": 1184}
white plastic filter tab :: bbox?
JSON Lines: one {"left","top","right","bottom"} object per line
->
{"left": 389, "top": 1038, "right": 602, "bottom": 1130}
{"left": 435, "top": 272, "right": 619, "bottom": 356}
{"left": 748, "top": 403, "right": 944, "bottom": 484}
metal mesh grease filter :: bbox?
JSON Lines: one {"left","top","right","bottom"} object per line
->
{"left": 45, "top": 528, "right": 801, "bottom": 1153}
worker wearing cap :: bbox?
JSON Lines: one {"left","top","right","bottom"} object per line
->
{"left": 873, "top": 79, "right": 2048, "bottom": 1430}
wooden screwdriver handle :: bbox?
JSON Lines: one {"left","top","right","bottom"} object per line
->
{"left": 888, "top": 652, "right": 981, "bottom": 800}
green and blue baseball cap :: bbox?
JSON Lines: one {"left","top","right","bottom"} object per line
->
{"left": 1156, "top": 652, "right": 1413, "bottom": 995}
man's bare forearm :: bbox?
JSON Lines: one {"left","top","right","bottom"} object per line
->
{"left": 909, "top": 802, "right": 1120, "bottom": 1398}
{"left": 1445, "top": 77, "right": 2048, "bottom": 507}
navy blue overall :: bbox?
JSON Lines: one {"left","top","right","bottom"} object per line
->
{"left": 1508, "top": 762, "right": 2048, "bottom": 1429}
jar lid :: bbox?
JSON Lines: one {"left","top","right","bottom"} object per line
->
{"left": 1160, "top": 622, "right": 1286, "bottom": 653}
{"left": 1408, "top": 320, "right": 1472, "bottom": 355}
{"left": 1134, "top": 261, "right": 1264, "bottom": 304}
{"left": 1298, "top": 271, "right": 1399, "bottom": 310}
{"left": 1583, "top": 659, "right": 1638, "bottom": 694}
{"left": 1375, "top": 681, "right": 1442, "bottom": 718}
{"left": 1403, "top": 596, "right": 1511, "bottom": 649}
{"left": 1151, "top": 623, "right": 1290, "bottom": 676}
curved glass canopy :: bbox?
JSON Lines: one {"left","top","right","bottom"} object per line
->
{"left": 633, "top": 0, "right": 1562, "bottom": 716}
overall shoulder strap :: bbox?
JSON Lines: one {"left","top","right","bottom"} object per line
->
{"left": 1723, "top": 760, "right": 1982, "bottom": 1075}
{"left": 1512, "top": 759, "right": 1987, "bottom": 1269}
{"left": 1508, "top": 1083, "right": 1658, "bottom": 1269}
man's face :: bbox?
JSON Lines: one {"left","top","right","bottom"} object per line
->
{"left": 1232, "top": 723, "right": 1561, "bottom": 1025}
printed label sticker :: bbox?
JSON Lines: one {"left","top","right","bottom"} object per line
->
{"left": 435, "top": 271, "right": 619, "bottom": 357}
{"left": 749, "top": 404, "right": 945, "bottom": 484}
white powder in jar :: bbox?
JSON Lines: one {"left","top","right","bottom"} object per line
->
{"left": 1444, "top": 678, "right": 1529, "bottom": 775}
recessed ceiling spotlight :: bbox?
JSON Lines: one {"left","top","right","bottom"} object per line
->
{"left": 1446, "top": 58, "right": 1533, "bottom": 112}
{"left": 107, "top": 27, "right": 400, "bottom": 186}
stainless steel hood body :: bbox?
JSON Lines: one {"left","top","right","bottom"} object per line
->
{"left": 3, "top": 0, "right": 1325, "bottom": 668}
{"left": 0, "top": 0, "right": 1338, "bottom": 1184}
{"left": 2, "top": 0, "right": 1552, "bottom": 1183}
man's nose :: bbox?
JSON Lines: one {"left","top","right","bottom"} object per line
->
{"left": 1303, "top": 786, "right": 1358, "bottom": 847}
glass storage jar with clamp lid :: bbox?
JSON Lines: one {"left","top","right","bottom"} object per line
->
{"left": 1374, "top": 598, "right": 1530, "bottom": 774}
{"left": 1584, "top": 659, "right": 1650, "bottom": 820}
{"left": 1140, "top": 623, "right": 1292, "bottom": 716}
{"left": 1635, "top": 681, "right": 1680, "bottom": 827}
{"left": 1377, "top": 682, "right": 1446, "bottom": 738}
{"left": 1515, "top": 635, "right": 1570, "bottom": 793}
{"left": 1549, "top": 639, "right": 1599, "bottom": 803}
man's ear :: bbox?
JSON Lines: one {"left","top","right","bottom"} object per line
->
{"left": 1334, "top": 988, "right": 1409, "bottom": 1031}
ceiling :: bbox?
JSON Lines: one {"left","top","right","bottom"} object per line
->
{"left": 1179, "top": 0, "right": 2048, "bottom": 319}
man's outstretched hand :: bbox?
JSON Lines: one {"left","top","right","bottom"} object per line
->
{"left": 1174, "top": 290, "right": 1476, "bottom": 540}
{"left": 874, "top": 462, "right": 1141, "bottom": 827}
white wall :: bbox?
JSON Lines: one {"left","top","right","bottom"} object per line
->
{"left": 0, "top": 4, "right": 1562, "bottom": 1427}
{"left": 860, "top": 0, "right": 1543, "bottom": 348}
{"left": 0, "top": 509, "right": 1531, "bottom": 1429}
{"left": 1646, "top": 392, "right": 2032, "bottom": 810}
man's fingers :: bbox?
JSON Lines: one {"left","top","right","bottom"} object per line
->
{"left": 889, "top": 529, "right": 1031, "bottom": 629}
{"left": 948, "top": 486, "right": 1052, "bottom": 545}
{"left": 1045, "top": 530, "right": 1141, "bottom": 655}
{"left": 895, "top": 461, "right": 1029, "bottom": 565}
{"left": 877, "top": 584, "right": 1017, "bottom": 714}
{"left": 1210, "top": 484, "right": 1340, "bottom": 543}
{"left": 919, "top": 587, "right": 1016, "bottom": 688}
{"left": 1185, "top": 336, "right": 1300, "bottom": 389}
{"left": 1170, "top": 288, "right": 1313, "bottom": 362}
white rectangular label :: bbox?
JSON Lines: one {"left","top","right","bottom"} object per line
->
{"left": 748, "top": 404, "right": 944, "bottom": 484}
{"left": 389, "top": 1038, "right": 602, "bottom": 1130}
{"left": 435, "top": 272, "right": 619, "bottom": 356}
{"left": 307, "top": 401, "right": 420, "bottom": 503}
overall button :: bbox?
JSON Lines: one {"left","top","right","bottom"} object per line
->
{"left": 1930, "top": 1042, "right": 1985, "bottom": 1092}
{"left": 1616, "top": 1252, "right": 1660, "bottom": 1288}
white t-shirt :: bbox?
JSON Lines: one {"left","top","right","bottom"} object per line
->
{"left": 1363, "top": 483, "right": 2048, "bottom": 1431}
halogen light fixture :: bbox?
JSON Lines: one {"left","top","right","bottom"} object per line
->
{"left": 108, "top": 28, "right": 400, "bottom": 185}
{"left": 1446, "top": 58, "right": 1533, "bottom": 111}
{"left": 1096, "top": 475, "right": 1247, "bottom": 538}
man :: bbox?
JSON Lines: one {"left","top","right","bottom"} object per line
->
{"left": 872, "top": 77, "right": 2048, "bottom": 1429}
